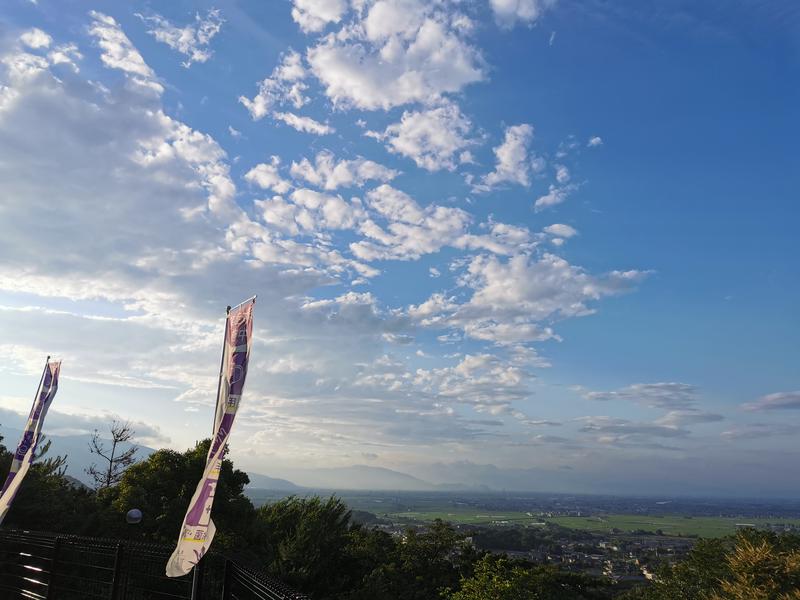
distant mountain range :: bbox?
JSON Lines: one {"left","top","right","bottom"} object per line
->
{"left": 0, "top": 427, "right": 487, "bottom": 492}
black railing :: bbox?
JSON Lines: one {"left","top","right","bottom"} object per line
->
{"left": 0, "top": 530, "right": 307, "bottom": 600}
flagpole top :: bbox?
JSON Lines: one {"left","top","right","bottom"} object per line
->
{"left": 226, "top": 305, "right": 231, "bottom": 314}
{"left": 46, "top": 355, "right": 51, "bottom": 361}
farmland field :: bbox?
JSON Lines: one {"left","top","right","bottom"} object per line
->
{"left": 381, "top": 508, "right": 800, "bottom": 538}
{"left": 546, "top": 515, "right": 800, "bottom": 538}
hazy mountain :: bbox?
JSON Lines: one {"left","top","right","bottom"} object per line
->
{"left": 0, "top": 426, "right": 153, "bottom": 486}
{"left": 268, "top": 465, "right": 453, "bottom": 491}
{"left": 0, "top": 426, "right": 300, "bottom": 491}
{"left": 245, "top": 472, "right": 302, "bottom": 490}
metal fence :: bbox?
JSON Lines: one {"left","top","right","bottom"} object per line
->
{"left": 0, "top": 529, "right": 307, "bottom": 600}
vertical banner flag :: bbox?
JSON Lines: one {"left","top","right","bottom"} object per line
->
{"left": 0, "top": 358, "right": 61, "bottom": 525}
{"left": 166, "top": 297, "right": 255, "bottom": 577}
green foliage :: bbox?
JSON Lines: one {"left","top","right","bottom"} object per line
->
{"left": 255, "top": 495, "right": 355, "bottom": 597}
{"left": 444, "top": 554, "right": 612, "bottom": 600}
{"left": 103, "top": 439, "right": 256, "bottom": 551}
{"left": 621, "top": 531, "right": 800, "bottom": 600}
{"left": 0, "top": 433, "right": 103, "bottom": 534}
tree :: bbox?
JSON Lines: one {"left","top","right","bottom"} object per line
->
{"left": 444, "top": 554, "right": 612, "bottom": 600}
{"left": 256, "top": 495, "right": 357, "bottom": 598}
{"left": 621, "top": 531, "right": 800, "bottom": 600}
{"left": 0, "top": 429, "right": 104, "bottom": 534}
{"left": 104, "top": 439, "right": 256, "bottom": 549}
{"left": 710, "top": 534, "right": 800, "bottom": 600}
{"left": 85, "top": 420, "right": 138, "bottom": 489}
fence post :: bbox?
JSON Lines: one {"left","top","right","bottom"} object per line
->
{"left": 45, "top": 537, "right": 62, "bottom": 600}
{"left": 110, "top": 542, "right": 125, "bottom": 600}
{"left": 191, "top": 556, "right": 205, "bottom": 600}
{"left": 221, "top": 559, "right": 233, "bottom": 600}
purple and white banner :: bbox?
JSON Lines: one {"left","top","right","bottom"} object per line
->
{"left": 166, "top": 298, "right": 255, "bottom": 577}
{"left": 0, "top": 358, "right": 61, "bottom": 524}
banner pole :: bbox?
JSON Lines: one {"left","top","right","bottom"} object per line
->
{"left": 27, "top": 356, "right": 50, "bottom": 420}
{"left": 211, "top": 306, "right": 231, "bottom": 440}
{"left": 191, "top": 306, "right": 230, "bottom": 598}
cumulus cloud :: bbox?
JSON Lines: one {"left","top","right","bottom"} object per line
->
{"left": 240, "top": 49, "right": 308, "bottom": 120}
{"left": 350, "top": 185, "right": 471, "bottom": 261}
{"left": 588, "top": 136, "right": 603, "bottom": 147}
{"left": 245, "top": 156, "right": 292, "bottom": 194}
{"left": 137, "top": 9, "right": 223, "bottom": 67}
{"left": 292, "top": 0, "right": 348, "bottom": 33}
{"left": 306, "top": 0, "right": 485, "bottom": 110}
{"left": 367, "top": 101, "right": 475, "bottom": 171}
{"left": 534, "top": 183, "right": 577, "bottom": 211}
{"left": 20, "top": 28, "right": 52, "bottom": 49}
{"left": 290, "top": 150, "right": 398, "bottom": 190}
{"left": 742, "top": 391, "right": 800, "bottom": 411}
{"left": 543, "top": 223, "right": 577, "bottom": 238}
{"left": 490, "top": 0, "right": 557, "bottom": 29}
{"left": 474, "top": 124, "right": 536, "bottom": 191}
{"left": 409, "top": 253, "right": 649, "bottom": 344}
{"left": 88, "top": 11, "right": 163, "bottom": 94}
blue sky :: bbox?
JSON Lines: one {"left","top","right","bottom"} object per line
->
{"left": 0, "top": 0, "right": 798, "bottom": 496}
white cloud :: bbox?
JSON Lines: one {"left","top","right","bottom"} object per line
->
{"left": 292, "top": 0, "right": 348, "bottom": 33}
{"left": 534, "top": 183, "right": 576, "bottom": 211}
{"left": 474, "top": 124, "right": 535, "bottom": 191}
{"left": 583, "top": 383, "right": 700, "bottom": 410}
{"left": 245, "top": 156, "right": 292, "bottom": 194}
{"left": 273, "top": 111, "right": 334, "bottom": 135}
{"left": 20, "top": 28, "right": 52, "bottom": 49}
{"left": 350, "top": 185, "right": 471, "bottom": 261}
{"left": 137, "top": 9, "right": 224, "bottom": 68}
{"left": 306, "top": 1, "right": 485, "bottom": 110}
{"left": 290, "top": 150, "right": 398, "bottom": 190}
{"left": 88, "top": 11, "right": 163, "bottom": 95}
{"left": 228, "top": 125, "right": 242, "bottom": 138}
{"left": 490, "top": 0, "right": 557, "bottom": 29}
{"left": 240, "top": 50, "right": 308, "bottom": 120}
{"left": 409, "top": 253, "right": 649, "bottom": 344}
{"left": 742, "top": 391, "right": 800, "bottom": 411}
{"left": 290, "top": 188, "right": 366, "bottom": 230}
{"left": 367, "top": 101, "right": 475, "bottom": 171}
{"left": 588, "top": 136, "right": 603, "bottom": 147}
{"left": 543, "top": 223, "right": 577, "bottom": 238}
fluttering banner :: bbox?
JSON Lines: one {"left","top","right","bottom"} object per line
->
{"left": 166, "top": 297, "right": 255, "bottom": 577}
{"left": 0, "top": 358, "right": 61, "bottom": 525}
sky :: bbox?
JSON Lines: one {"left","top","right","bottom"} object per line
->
{"left": 0, "top": 0, "right": 798, "bottom": 497}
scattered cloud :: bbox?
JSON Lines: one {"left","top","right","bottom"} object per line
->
{"left": 136, "top": 9, "right": 224, "bottom": 67}
{"left": 490, "top": 0, "right": 557, "bottom": 29}
{"left": 20, "top": 28, "right": 52, "bottom": 49}
{"left": 367, "top": 101, "right": 475, "bottom": 171}
{"left": 240, "top": 49, "right": 308, "bottom": 120}
{"left": 583, "top": 383, "right": 700, "bottom": 410}
{"left": 291, "top": 0, "right": 348, "bottom": 33}
{"left": 245, "top": 156, "right": 292, "bottom": 194}
{"left": 290, "top": 150, "right": 398, "bottom": 190}
{"left": 742, "top": 391, "right": 800, "bottom": 411}
{"left": 306, "top": 0, "right": 485, "bottom": 110}
{"left": 273, "top": 111, "right": 334, "bottom": 135}
{"left": 588, "top": 136, "right": 603, "bottom": 147}
{"left": 88, "top": 11, "right": 163, "bottom": 94}
{"left": 534, "top": 183, "right": 577, "bottom": 211}
{"left": 543, "top": 223, "right": 578, "bottom": 238}
{"left": 474, "top": 124, "right": 536, "bottom": 191}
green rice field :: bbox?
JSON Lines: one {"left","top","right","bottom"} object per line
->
{"left": 546, "top": 515, "right": 800, "bottom": 538}
{"left": 384, "top": 509, "right": 800, "bottom": 538}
